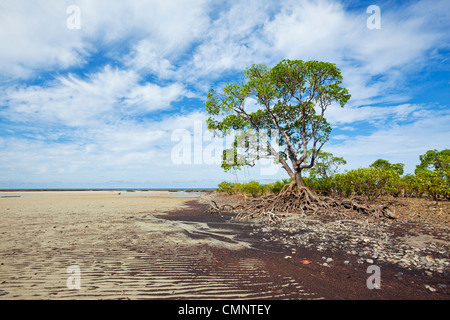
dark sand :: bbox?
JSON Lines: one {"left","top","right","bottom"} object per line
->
{"left": 161, "top": 201, "right": 449, "bottom": 300}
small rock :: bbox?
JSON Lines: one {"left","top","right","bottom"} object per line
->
{"left": 366, "top": 259, "right": 374, "bottom": 264}
{"left": 326, "top": 258, "right": 334, "bottom": 263}
{"left": 425, "top": 285, "right": 437, "bottom": 293}
{"left": 284, "top": 255, "right": 292, "bottom": 259}
{"left": 344, "top": 260, "right": 350, "bottom": 265}
{"left": 322, "top": 263, "right": 330, "bottom": 267}
{"left": 400, "top": 258, "right": 410, "bottom": 266}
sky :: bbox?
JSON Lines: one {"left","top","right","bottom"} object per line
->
{"left": 0, "top": 0, "right": 449, "bottom": 189}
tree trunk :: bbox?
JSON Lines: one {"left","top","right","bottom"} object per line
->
{"left": 294, "top": 171, "right": 305, "bottom": 187}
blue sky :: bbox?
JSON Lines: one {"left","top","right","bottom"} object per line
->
{"left": 0, "top": 0, "right": 449, "bottom": 189}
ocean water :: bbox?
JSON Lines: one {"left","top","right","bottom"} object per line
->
{"left": 0, "top": 188, "right": 215, "bottom": 198}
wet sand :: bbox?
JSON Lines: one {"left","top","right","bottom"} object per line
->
{"left": 0, "top": 191, "right": 448, "bottom": 300}
{"left": 0, "top": 191, "right": 209, "bottom": 299}
{"left": 0, "top": 190, "right": 310, "bottom": 299}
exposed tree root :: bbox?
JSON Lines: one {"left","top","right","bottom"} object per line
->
{"left": 208, "top": 182, "right": 397, "bottom": 223}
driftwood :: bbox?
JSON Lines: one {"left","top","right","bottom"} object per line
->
{"left": 208, "top": 182, "right": 397, "bottom": 223}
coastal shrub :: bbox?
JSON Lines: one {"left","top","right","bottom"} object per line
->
{"left": 399, "top": 174, "right": 422, "bottom": 198}
{"left": 331, "top": 167, "right": 402, "bottom": 200}
{"left": 240, "top": 180, "right": 265, "bottom": 197}
{"left": 304, "top": 176, "right": 335, "bottom": 195}
{"left": 415, "top": 170, "right": 449, "bottom": 203}
{"left": 308, "top": 151, "right": 347, "bottom": 180}
{"left": 216, "top": 150, "right": 450, "bottom": 203}
{"left": 414, "top": 149, "right": 450, "bottom": 203}
{"left": 217, "top": 181, "right": 237, "bottom": 194}
{"left": 332, "top": 172, "right": 354, "bottom": 197}
{"left": 266, "top": 178, "right": 291, "bottom": 195}
{"left": 302, "top": 151, "right": 347, "bottom": 195}
{"left": 217, "top": 180, "right": 294, "bottom": 196}
{"left": 370, "top": 159, "right": 404, "bottom": 176}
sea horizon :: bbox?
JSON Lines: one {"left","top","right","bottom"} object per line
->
{"left": 0, "top": 187, "right": 217, "bottom": 192}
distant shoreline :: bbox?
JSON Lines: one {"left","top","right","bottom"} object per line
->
{"left": 0, "top": 188, "right": 216, "bottom": 192}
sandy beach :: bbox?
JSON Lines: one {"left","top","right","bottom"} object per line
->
{"left": 0, "top": 191, "right": 212, "bottom": 299}
{"left": 0, "top": 190, "right": 310, "bottom": 300}
{"left": 0, "top": 191, "right": 449, "bottom": 300}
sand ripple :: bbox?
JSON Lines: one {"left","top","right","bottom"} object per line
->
{"left": 0, "top": 191, "right": 319, "bottom": 299}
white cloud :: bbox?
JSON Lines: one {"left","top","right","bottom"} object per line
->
{"left": 125, "top": 82, "right": 189, "bottom": 112}
{"left": 325, "top": 103, "right": 420, "bottom": 125}
{"left": 0, "top": 0, "right": 211, "bottom": 81}
{"left": 331, "top": 135, "right": 349, "bottom": 140}
{"left": 0, "top": 1, "right": 85, "bottom": 79}
{"left": 263, "top": 0, "right": 448, "bottom": 106}
{"left": 181, "top": 0, "right": 274, "bottom": 82}
{"left": 1, "top": 66, "right": 188, "bottom": 127}
{"left": 264, "top": 0, "right": 352, "bottom": 62}
{"left": 124, "top": 39, "right": 176, "bottom": 78}
{"left": 326, "top": 107, "right": 450, "bottom": 174}
{"left": 340, "top": 126, "right": 356, "bottom": 131}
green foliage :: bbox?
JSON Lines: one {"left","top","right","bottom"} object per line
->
{"left": 206, "top": 59, "right": 351, "bottom": 185}
{"left": 239, "top": 181, "right": 266, "bottom": 197}
{"left": 414, "top": 149, "right": 450, "bottom": 202}
{"left": 308, "top": 151, "right": 347, "bottom": 179}
{"left": 265, "top": 178, "right": 291, "bottom": 195}
{"left": 217, "top": 181, "right": 238, "bottom": 195}
{"left": 304, "top": 150, "right": 347, "bottom": 195}
{"left": 332, "top": 173, "right": 354, "bottom": 198}
{"left": 415, "top": 170, "right": 449, "bottom": 203}
{"left": 399, "top": 174, "right": 422, "bottom": 197}
{"left": 216, "top": 179, "right": 292, "bottom": 197}
{"left": 217, "top": 150, "right": 450, "bottom": 204}
{"left": 415, "top": 149, "right": 450, "bottom": 172}
{"left": 335, "top": 167, "right": 401, "bottom": 200}
{"left": 370, "top": 159, "right": 404, "bottom": 175}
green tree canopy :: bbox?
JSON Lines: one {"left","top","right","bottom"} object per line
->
{"left": 308, "top": 150, "right": 347, "bottom": 179}
{"left": 370, "top": 159, "right": 404, "bottom": 175}
{"left": 415, "top": 149, "right": 450, "bottom": 173}
{"left": 414, "top": 149, "right": 450, "bottom": 203}
{"left": 206, "top": 59, "right": 350, "bottom": 187}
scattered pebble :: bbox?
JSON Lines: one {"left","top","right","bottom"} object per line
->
{"left": 251, "top": 215, "right": 449, "bottom": 275}
{"left": 425, "top": 285, "right": 437, "bottom": 293}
